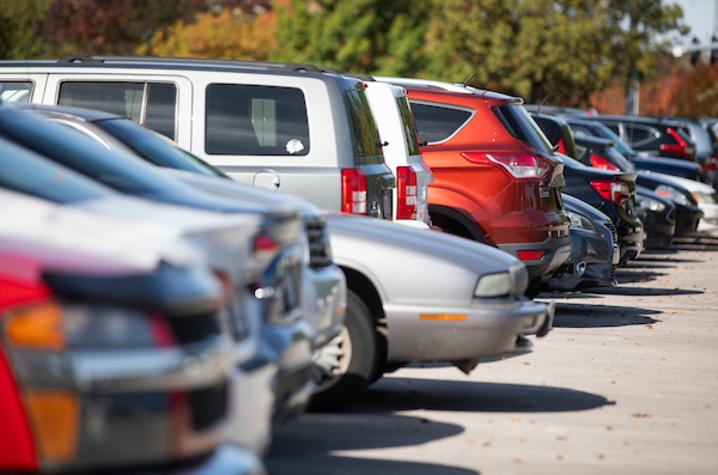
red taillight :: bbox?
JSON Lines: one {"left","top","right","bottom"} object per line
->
{"left": 590, "top": 179, "right": 630, "bottom": 205}
{"left": 703, "top": 155, "right": 718, "bottom": 171}
{"left": 659, "top": 127, "right": 689, "bottom": 157}
{"left": 462, "top": 152, "right": 550, "bottom": 179}
{"left": 253, "top": 234, "right": 279, "bottom": 261}
{"left": 556, "top": 137, "right": 566, "bottom": 154}
{"left": 396, "top": 166, "right": 417, "bottom": 220}
{"left": 517, "top": 250, "right": 546, "bottom": 261}
{"left": 341, "top": 168, "right": 368, "bottom": 215}
{"left": 589, "top": 153, "right": 619, "bottom": 171}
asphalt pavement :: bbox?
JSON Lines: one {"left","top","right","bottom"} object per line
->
{"left": 267, "top": 232, "right": 718, "bottom": 475}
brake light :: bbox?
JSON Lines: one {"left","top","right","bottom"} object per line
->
{"left": 703, "top": 155, "right": 718, "bottom": 171}
{"left": 253, "top": 234, "right": 279, "bottom": 262}
{"left": 341, "top": 168, "right": 368, "bottom": 214}
{"left": 659, "top": 127, "right": 689, "bottom": 157}
{"left": 590, "top": 180, "right": 630, "bottom": 205}
{"left": 556, "top": 137, "right": 566, "bottom": 154}
{"left": 517, "top": 250, "right": 546, "bottom": 261}
{"left": 589, "top": 153, "right": 619, "bottom": 171}
{"left": 396, "top": 166, "right": 417, "bottom": 220}
{"left": 462, "top": 152, "right": 550, "bottom": 179}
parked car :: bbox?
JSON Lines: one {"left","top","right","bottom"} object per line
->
{"left": 376, "top": 77, "right": 570, "bottom": 285}
{"left": 360, "top": 79, "right": 433, "bottom": 224}
{"left": 561, "top": 117, "right": 710, "bottom": 184}
{"left": 546, "top": 194, "right": 618, "bottom": 290}
{"left": 635, "top": 185, "right": 677, "bottom": 248}
{"left": 642, "top": 172, "right": 718, "bottom": 233}
{"left": 632, "top": 172, "right": 703, "bottom": 236}
{"left": 0, "top": 104, "right": 315, "bottom": 452}
{"left": 0, "top": 56, "right": 396, "bottom": 220}
{"left": 0, "top": 188, "right": 265, "bottom": 474}
{"left": 18, "top": 102, "right": 347, "bottom": 396}
{"left": 560, "top": 154, "right": 644, "bottom": 264}
{"left": 311, "top": 213, "right": 554, "bottom": 408}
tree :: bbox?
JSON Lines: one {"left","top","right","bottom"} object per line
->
{"left": 272, "top": 0, "right": 431, "bottom": 76}
{"left": 139, "top": 7, "right": 277, "bottom": 60}
{"left": 0, "top": 0, "right": 51, "bottom": 59}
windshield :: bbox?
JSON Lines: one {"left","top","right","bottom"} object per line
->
{"left": 0, "top": 137, "right": 112, "bottom": 204}
{"left": 493, "top": 105, "right": 554, "bottom": 154}
{"left": 96, "top": 118, "right": 228, "bottom": 178}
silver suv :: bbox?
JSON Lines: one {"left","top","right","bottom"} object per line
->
{"left": 0, "top": 56, "right": 396, "bottom": 219}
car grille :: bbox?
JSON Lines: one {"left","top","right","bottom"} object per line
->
{"left": 167, "top": 312, "right": 221, "bottom": 345}
{"left": 305, "top": 217, "right": 332, "bottom": 268}
{"left": 605, "top": 221, "right": 618, "bottom": 244}
{"left": 189, "top": 381, "right": 228, "bottom": 431}
{"left": 610, "top": 264, "right": 617, "bottom": 282}
{"left": 666, "top": 207, "right": 676, "bottom": 224}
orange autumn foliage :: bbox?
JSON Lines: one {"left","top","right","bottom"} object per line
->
{"left": 139, "top": 7, "right": 277, "bottom": 61}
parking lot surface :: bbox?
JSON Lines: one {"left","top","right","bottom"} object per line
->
{"left": 267, "top": 233, "right": 718, "bottom": 475}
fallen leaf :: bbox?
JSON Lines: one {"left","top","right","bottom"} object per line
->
{"left": 706, "top": 404, "right": 712, "bottom": 409}
{"left": 631, "top": 413, "right": 651, "bottom": 418}
{"left": 512, "top": 416, "right": 520, "bottom": 421}
{"left": 598, "top": 454, "right": 606, "bottom": 460}
{"left": 482, "top": 441, "right": 491, "bottom": 447}
{"left": 646, "top": 324, "right": 653, "bottom": 329}
{"left": 556, "top": 455, "right": 564, "bottom": 460}
{"left": 606, "top": 426, "right": 614, "bottom": 431}
{"left": 556, "top": 436, "right": 567, "bottom": 441}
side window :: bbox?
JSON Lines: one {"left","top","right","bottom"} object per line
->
{"left": 57, "top": 81, "right": 177, "bottom": 139}
{"left": 396, "top": 96, "right": 420, "bottom": 156}
{"left": 344, "top": 87, "right": 382, "bottom": 163}
{"left": 601, "top": 122, "right": 620, "bottom": 135}
{"left": 409, "top": 101, "right": 472, "bottom": 144}
{"left": 0, "top": 81, "right": 33, "bottom": 103}
{"left": 205, "top": 84, "right": 309, "bottom": 156}
{"left": 624, "top": 124, "right": 656, "bottom": 147}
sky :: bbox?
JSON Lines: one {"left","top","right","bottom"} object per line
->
{"left": 670, "top": 0, "right": 718, "bottom": 45}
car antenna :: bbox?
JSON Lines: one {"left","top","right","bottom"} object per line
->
{"left": 462, "top": 60, "right": 486, "bottom": 88}
{"left": 536, "top": 93, "right": 554, "bottom": 115}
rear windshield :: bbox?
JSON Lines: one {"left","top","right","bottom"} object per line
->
{"left": 96, "top": 118, "right": 227, "bottom": 177}
{"left": 395, "top": 96, "right": 420, "bottom": 156}
{"left": 205, "top": 84, "right": 310, "bottom": 156}
{"left": 344, "top": 86, "right": 384, "bottom": 163}
{"left": 0, "top": 137, "right": 111, "bottom": 204}
{"left": 0, "top": 81, "right": 33, "bottom": 103}
{"left": 58, "top": 81, "right": 177, "bottom": 139}
{"left": 493, "top": 105, "right": 554, "bottom": 154}
{"left": 409, "top": 101, "right": 472, "bottom": 143}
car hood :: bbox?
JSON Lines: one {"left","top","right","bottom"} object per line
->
{"left": 326, "top": 214, "right": 528, "bottom": 301}
{"left": 643, "top": 171, "right": 715, "bottom": 194}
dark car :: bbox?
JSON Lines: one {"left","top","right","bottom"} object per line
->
{"left": 564, "top": 117, "right": 710, "bottom": 184}
{"left": 635, "top": 185, "right": 676, "bottom": 248}
{"left": 0, "top": 102, "right": 315, "bottom": 425}
{"left": 560, "top": 154, "right": 644, "bottom": 264}
{"left": 546, "top": 193, "right": 618, "bottom": 290}
{"left": 586, "top": 115, "right": 697, "bottom": 162}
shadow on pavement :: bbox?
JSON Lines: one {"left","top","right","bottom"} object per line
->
{"left": 553, "top": 301, "right": 661, "bottom": 328}
{"left": 634, "top": 255, "right": 701, "bottom": 264}
{"left": 585, "top": 285, "right": 703, "bottom": 296}
{"left": 613, "top": 268, "right": 667, "bottom": 284}
{"left": 267, "top": 413, "right": 477, "bottom": 475}
{"left": 670, "top": 235, "right": 718, "bottom": 251}
{"left": 346, "top": 378, "right": 614, "bottom": 414}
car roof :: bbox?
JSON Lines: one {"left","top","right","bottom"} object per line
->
{"left": 572, "top": 134, "right": 613, "bottom": 147}
{"left": 376, "top": 76, "right": 521, "bottom": 104}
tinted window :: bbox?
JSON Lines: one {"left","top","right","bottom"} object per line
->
{"left": 57, "top": 81, "right": 177, "bottom": 139}
{"left": 0, "top": 81, "right": 32, "bottom": 103}
{"left": 396, "top": 96, "right": 420, "bottom": 156}
{"left": 344, "top": 87, "right": 383, "bottom": 163}
{"left": 493, "top": 105, "right": 554, "bottom": 154}
{"left": 410, "top": 101, "right": 472, "bottom": 143}
{"left": 206, "top": 84, "right": 309, "bottom": 156}
{"left": 0, "top": 137, "right": 111, "bottom": 204}
{"left": 96, "top": 118, "right": 227, "bottom": 177}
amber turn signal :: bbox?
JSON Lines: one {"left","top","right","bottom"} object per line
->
{"left": 24, "top": 390, "right": 79, "bottom": 461}
{"left": 5, "top": 303, "right": 65, "bottom": 351}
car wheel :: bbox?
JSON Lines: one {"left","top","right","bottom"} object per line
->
{"left": 309, "top": 290, "right": 380, "bottom": 411}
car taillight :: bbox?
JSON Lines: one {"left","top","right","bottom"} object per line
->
{"left": 703, "top": 155, "right": 718, "bottom": 171}
{"left": 462, "top": 152, "right": 550, "bottom": 179}
{"left": 589, "top": 153, "right": 619, "bottom": 171}
{"left": 396, "top": 166, "right": 417, "bottom": 220}
{"left": 590, "top": 180, "right": 630, "bottom": 205}
{"left": 556, "top": 137, "right": 566, "bottom": 154}
{"left": 341, "top": 168, "right": 367, "bottom": 214}
{"left": 517, "top": 250, "right": 546, "bottom": 261}
{"left": 253, "top": 234, "right": 279, "bottom": 262}
{"left": 659, "top": 127, "right": 690, "bottom": 157}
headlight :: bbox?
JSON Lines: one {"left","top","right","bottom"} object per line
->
{"left": 636, "top": 194, "right": 666, "bottom": 212}
{"left": 474, "top": 272, "right": 512, "bottom": 298}
{"left": 654, "top": 185, "right": 690, "bottom": 206}
{"left": 693, "top": 191, "right": 717, "bottom": 204}
{"left": 567, "top": 210, "right": 599, "bottom": 235}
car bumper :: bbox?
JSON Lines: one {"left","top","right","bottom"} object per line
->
{"left": 640, "top": 208, "right": 676, "bottom": 249}
{"left": 698, "top": 202, "right": 718, "bottom": 231}
{"left": 384, "top": 299, "right": 553, "bottom": 363}
{"left": 547, "top": 228, "right": 612, "bottom": 290}
{"left": 496, "top": 235, "right": 572, "bottom": 280}
{"left": 229, "top": 362, "right": 276, "bottom": 456}
{"left": 674, "top": 204, "right": 703, "bottom": 236}
{"left": 301, "top": 263, "right": 346, "bottom": 350}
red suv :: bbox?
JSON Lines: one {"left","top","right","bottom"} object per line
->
{"left": 382, "top": 79, "right": 570, "bottom": 283}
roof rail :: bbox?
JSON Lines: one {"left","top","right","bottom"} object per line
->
{"left": 57, "top": 54, "right": 338, "bottom": 73}
{"left": 343, "top": 73, "right": 375, "bottom": 82}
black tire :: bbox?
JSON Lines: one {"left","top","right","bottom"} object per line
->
{"left": 309, "top": 290, "right": 380, "bottom": 411}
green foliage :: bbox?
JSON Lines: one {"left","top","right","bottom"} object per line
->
{"left": 0, "top": 0, "right": 52, "bottom": 59}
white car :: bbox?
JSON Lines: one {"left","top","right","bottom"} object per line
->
{"left": 362, "top": 80, "right": 433, "bottom": 225}
{"left": 648, "top": 172, "right": 718, "bottom": 231}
